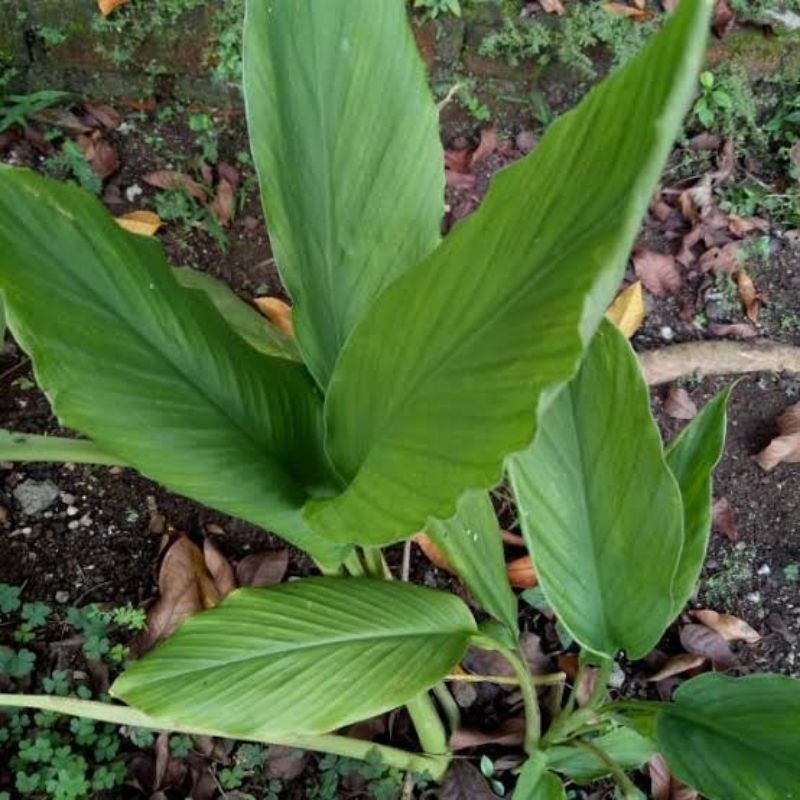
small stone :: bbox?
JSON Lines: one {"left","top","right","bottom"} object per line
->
{"left": 125, "top": 183, "right": 143, "bottom": 202}
{"left": 60, "top": 492, "right": 76, "bottom": 505}
{"left": 21, "top": 526, "right": 32, "bottom": 535}
{"left": 757, "top": 564, "right": 771, "bottom": 576}
{"left": 55, "top": 591, "right": 70, "bottom": 604}
{"left": 607, "top": 662, "right": 626, "bottom": 690}
{"left": 66, "top": 506, "right": 79, "bottom": 517}
{"left": 747, "top": 591, "right": 761, "bottom": 603}
{"left": 659, "top": 325, "right": 675, "bottom": 341}
{"left": 515, "top": 130, "right": 537, "bottom": 154}
{"left": 68, "top": 520, "right": 79, "bottom": 531}
{"left": 78, "top": 514, "right": 92, "bottom": 527}
{"left": 451, "top": 681, "right": 478, "bottom": 709}
{"left": 13, "top": 479, "right": 60, "bottom": 515}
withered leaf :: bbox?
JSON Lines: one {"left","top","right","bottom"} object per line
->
{"left": 603, "top": 2, "right": 651, "bottom": 19}
{"left": 84, "top": 102, "right": 121, "bottom": 130}
{"left": 115, "top": 210, "right": 162, "bottom": 237}
{"left": 728, "top": 214, "right": 769, "bottom": 237}
{"left": 412, "top": 532, "right": 453, "bottom": 573}
{"left": 712, "top": 497, "right": 739, "bottom": 541}
{"left": 235, "top": 549, "right": 289, "bottom": 588}
{"left": 450, "top": 717, "right": 525, "bottom": 751}
{"left": 679, "top": 623, "right": 740, "bottom": 671}
{"left": 712, "top": 0, "right": 736, "bottom": 38}
{"left": 98, "top": 0, "right": 130, "bottom": 15}
{"left": 217, "top": 161, "right": 241, "bottom": 190}
{"left": 707, "top": 321, "right": 757, "bottom": 339}
{"left": 210, "top": 177, "right": 236, "bottom": 226}
{"left": 606, "top": 281, "right": 645, "bottom": 338}
{"left": 253, "top": 296, "right": 294, "bottom": 336}
{"left": 690, "top": 609, "right": 761, "bottom": 644}
{"left": 506, "top": 554, "right": 537, "bottom": 588}
{"left": 266, "top": 746, "right": 308, "bottom": 781}
{"left": 440, "top": 761, "right": 497, "bottom": 800}
{"left": 687, "top": 132, "right": 722, "bottom": 151}
{"left": 142, "top": 170, "right": 207, "bottom": 203}
{"left": 698, "top": 242, "right": 743, "bottom": 274}
{"left": 471, "top": 126, "right": 497, "bottom": 167}
{"left": 736, "top": 270, "right": 760, "bottom": 323}
{"left": 664, "top": 386, "right": 698, "bottom": 420}
{"left": 647, "top": 653, "right": 707, "bottom": 683}
{"left": 445, "top": 170, "right": 477, "bottom": 191}
{"left": 540, "top": 0, "right": 565, "bottom": 14}
{"left": 755, "top": 401, "right": 800, "bottom": 471}
{"left": 203, "top": 539, "right": 236, "bottom": 598}
{"left": 633, "top": 248, "right": 682, "bottom": 297}
{"left": 649, "top": 753, "right": 700, "bottom": 800}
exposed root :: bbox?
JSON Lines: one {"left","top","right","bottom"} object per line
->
{"left": 640, "top": 339, "right": 800, "bottom": 385}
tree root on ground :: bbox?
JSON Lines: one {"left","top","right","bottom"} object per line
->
{"left": 639, "top": 340, "right": 800, "bottom": 386}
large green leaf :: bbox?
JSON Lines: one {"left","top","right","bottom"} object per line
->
{"left": 172, "top": 267, "right": 299, "bottom": 360}
{"left": 0, "top": 167, "right": 345, "bottom": 568}
{"left": 112, "top": 577, "right": 476, "bottom": 738}
{"left": 305, "top": 1, "right": 712, "bottom": 546}
{"left": 243, "top": 0, "right": 443, "bottom": 387}
{"left": 426, "top": 491, "right": 518, "bottom": 632}
{"left": 0, "top": 429, "right": 122, "bottom": 465}
{"left": 665, "top": 387, "right": 732, "bottom": 617}
{"left": 508, "top": 321, "right": 684, "bottom": 659}
{"left": 655, "top": 673, "right": 800, "bottom": 800}
{"left": 515, "top": 754, "right": 567, "bottom": 800}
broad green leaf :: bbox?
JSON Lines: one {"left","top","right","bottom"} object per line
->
{"left": 546, "top": 727, "right": 656, "bottom": 784}
{"left": 515, "top": 754, "right": 566, "bottom": 800}
{"left": 426, "top": 491, "right": 518, "bottom": 633}
{"left": 655, "top": 673, "right": 800, "bottom": 800}
{"left": 0, "top": 167, "right": 345, "bottom": 569}
{"left": 112, "top": 577, "right": 476, "bottom": 738}
{"left": 508, "top": 321, "right": 684, "bottom": 659}
{"left": 306, "top": 1, "right": 712, "bottom": 546}
{"left": 0, "top": 296, "right": 5, "bottom": 342}
{"left": 0, "top": 429, "right": 122, "bottom": 465}
{"left": 172, "top": 267, "right": 299, "bottom": 360}
{"left": 243, "top": 0, "right": 443, "bottom": 387}
{"left": 665, "top": 387, "right": 732, "bottom": 616}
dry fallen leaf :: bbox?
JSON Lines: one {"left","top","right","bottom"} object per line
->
{"left": 755, "top": 401, "right": 800, "bottom": 471}
{"left": 115, "top": 210, "right": 162, "bottom": 237}
{"left": 647, "top": 653, "right": 707, "bottom": 683}
{"left": 142, "top": 170, "right": 207, "bottom": 203}
{"left": 203, "top": 539, "right": 237, "bottom": 598}
{"left": 664, "top": 386, "right": 698, "bottom": 420}
{"left": 707, "top": 321, "right": 757, "bottom": 339}
{"left": 440, "top": 761, "right": 497, "bottom": 800}
{"left": 235, "top": 549, "right": 289, "bottom": 588}
{"left": 606, "top": 281, "right": 645, "bottom": 338}
{"left": 210, "top": 177, "right": 236, "bottom": 226}
{"left": 649, "top": 753, "right": 700, "bottom": 800}
{"left": 470, "top": 126, "right": 497, "bottom": 167}
{"left": 712, "top": 497, "right": 739, "bottom": 541}
{"left": 690, "top": 609, "right": 761, "bottom": 644}
{"left": 506, "top": 554, "right": 537, "bottom": 588}
{"left": 679, "top": 623, "right": 740, "bottom": 671}
{"left": 633, "top": 248, "right": 682, "bottom": 297}
{"left": 540, "top": 0, "right": 565, "bottom": 14}
{"left": 712, "top": 0, "right": 736, "bottom": 37}
{"left": 98, "top": 0, "right": 130, "bottom": 15}
{"left": 445, "top": 170, "right": 477, "bottom": 191}
{"left": 728, "top": 214, "right": 769, "bottom": 237}
{"left": 450, "top": 718, "right": 525, "bottom": 751}
{"left": 603, "top": 2, "right": 651, "bottom": 19}
{"left": 253, "top": 296, "right": 294, "bottom": 336}
{"left": 698, "top": 242, "right": 743, "bottom": 274}
{"left": 412, "top": 532, "right": 453, "bottom": 573}
{"left": 736, "top": 270, "right": 760, "bottom": 323}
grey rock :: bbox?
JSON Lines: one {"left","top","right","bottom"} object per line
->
{"left": 13, "top": 479, "right": 60, "bottom": 515}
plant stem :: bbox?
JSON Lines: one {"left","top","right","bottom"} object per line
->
{"left": 571, "top": 738, "right": 644, "bottom": 799}
{"left": 445, "top": 671, "right": 566, "bottom": 687}
{"left": 506, "top": 649, "right": 541, "bottom": 754}
{"left": 0, "top": 694, "right": 450, "bottom": 781}
{"left": 406, "top": 693, "right": 450, "bottom": 756}
{"left": 362, "top": 546, "right": 389, "bottom": 578}
{"left": 432, "top": 682, "right": 461, "bottom": 733}
{"left": 343, "top": 549, "right": 366, "bottom": 577}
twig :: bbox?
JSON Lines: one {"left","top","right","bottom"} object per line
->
{"left": 639, "top": 339, "right": 800, "bottom": 385}
{"left": 445, "top": 671, "right": 566, "bottom": 687}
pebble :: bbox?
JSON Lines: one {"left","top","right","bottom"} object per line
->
{"left": 515, "top": 130, "right": 537, "bottom": 153}
{"left": 451, "top": 681, "right": 478, "bottom": 708}
{"left": 608, "top": 662, "right": 626, "bottom": 690}
{"left": 66, "top": 505, "right": 79, "bottom": 517}
{"left": 747, "top": 591, "right": 761, "bottom": 603}
{"left": 78, "top": 514, "right": 92, "bottom": 527}
{"left": 68, "top": 520, "right": 80, "bottom": 531}
{"left": 125, "top": 184, "right": 143, "bottom": 202}
{"left": 757, "top": 564, "right": 771, "bottom": 576}
{"left": 13, "top": 479, "right": 60, "bottom": 515}
{"left": 60, "top": 492, "right": 76, "bottom": 506}
{"left": 659, "top": 325, "right": 675, "bottom": 341}
{"left": 54, "top": 591, "right": 70, "bottom": 604}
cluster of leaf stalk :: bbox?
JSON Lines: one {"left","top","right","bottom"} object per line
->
{"left": 0, "top": 1, "right": 798, "bottom": 798}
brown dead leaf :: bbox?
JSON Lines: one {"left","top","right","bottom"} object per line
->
{"left": 606, "top": 281, "right": 645, "bottom": 338}
{"left": 203, "top": 539, "right": 236, "bottom": 598}
{"left": 98, "top": 0, "right": 130, "bottom": 15}
{"left": 755, "top": 401, "right": 800, "bottom": 471}
{"left": 445, "top": 170, "right": 477, "bottom": 191}
{"left": 728, "top": 214, "right": 769, "bottom": 237}
{"left": 687, "top": 132, "right": 722, "bottom": 151}
{"left": 506, "top": 555, "right": 537, "bottom": 588}
{"left": 736, "top": 270, "right": 760, "bottom": 323}
{"left": 412, "top": 532, "right": 453, "bottom": 573}
{"left": 707, "top": 321, "right": 757, "bottom": 339}
{"left": 142, "top": 170, "right": 207, "bottom": 203}
{"left": 76, "top": 133, "right": 120, "bottom": 180}
{"left": 440, "top": 761, "right": 496, "bottom": 800}
{"left": 603, "top": 2, "right": 652, "bottom": 19}
{"left": 217, "top": 161, "right": 241, "bottom": 190}
{"left": 698, "top": 241, "right": 743, "bottom": 274}
{"left": 463, "top": 633, "right": 549, "bottom": 680}
{"left": 450, "top": 717, "right": 525, "bottom": 751}
{"left": 253, "top": 296, "right": 294, "bottom": 336}
{"left": 557, "top": 653, "right": 579, "bottom": 680}
{"left": 712, "top": 0, "right": 736, "bottom": 38}
{"left": 115, "top": 210, "right": 162, "bottom": 237}
{"left": 647, "top": 653, "right": 707, "bottom": 683}
{"left": 235, "top": 549, "right": 289, "bottom": 588}
{"left": 712, "top": 497, "right": 739, "bottom": 541}
{"left": 633, "top": 248, "right": 682, "bottom": 297}
{"left": 138, "top": 534, "right": 222, "bottom": 651}
{"left": 84, "top": 102, "right": 121, "bottom": 130}
{"left": 649, "top": 753, "right": 700, "bottom": 800}
{"left": 266, "top": 746, "right": 308, "bottom": 781}
{"left": 690, "top": 609, "right": 761, "bottom": 644}
{"left": 501, "top": 529, "right": 526, "bottom": 547}
{"left": 664, "top": 386, "right": 698, "bottom": 420}
{"left": 540, "top": 0, "right": 565, "bottom": 13}
{"left": 575, "top": 666, "right": 599, "bottom": 707}
{"left": 210, "top": 178, "right": 236, "bottom": 226}
{"left": 471, "top": 126, "right": 497, "bottom": 167}
{"left": 679, "top": 623, "right": 740, "bottom": 671}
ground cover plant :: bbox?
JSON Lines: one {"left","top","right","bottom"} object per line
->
{"left": 1, "top": 0, "right": 800, "bottom": 798}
